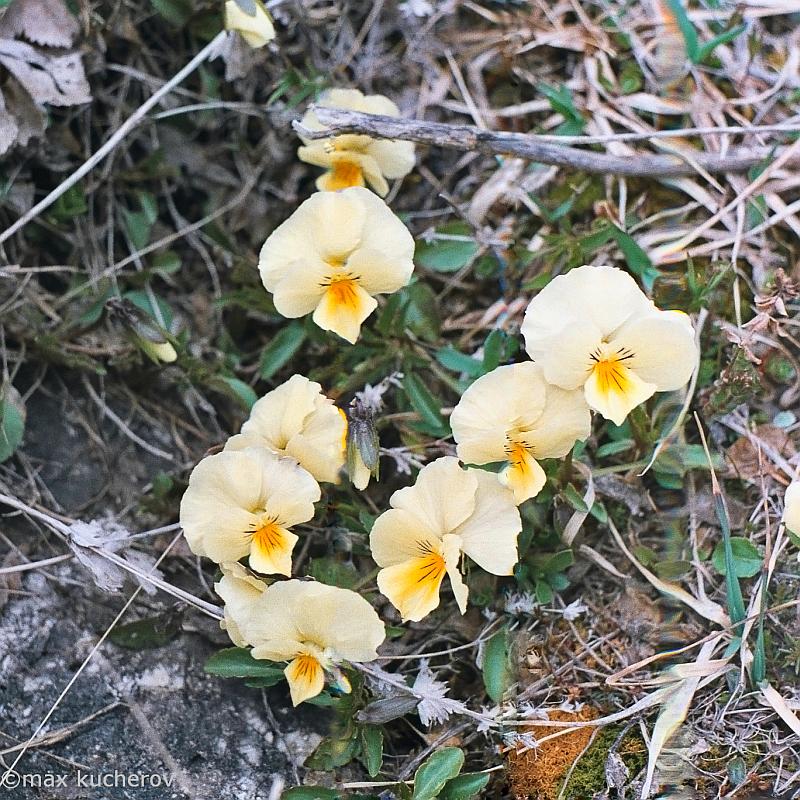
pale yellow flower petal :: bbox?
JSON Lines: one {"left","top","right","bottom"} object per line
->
{"left": 226, "top": 374, "right": 345, "bottom": 484}
{"left": 215, "top": 563, "right": 268, "bottom": 648}
{"left": 251, "top": 638, "right": 304, "bottom": 662}
{"left": 783, "top": 481, "right": 800, "bottom": 535}
{"left": 246, "top": 580, "right": 385, "bottom": 663}
{"left": 284, "top": 654, "right": 325, "bottom": 705}
{"left": 584, "top": 361, "right": 656, "bottom": 426}
{"left": 522, "top": 265, "right": 654, "bottom": 345}
{"left": 285, "top": 406, "right": 346, "bottom": 485}
{"left": 269, "top": 259, "right": 329, "bottom": 318}
{"left": 296, "top": 90, "right": 414, "bottom": 193}
{"left": 345, "top": 248, "right": 414, "bottom": 296}
{"left": 454, "top": 470, "right": 521, "bottom": 575}
{"left": 524, "top": 319, "right": 602, "bottom": 391}
{"left": 355, "top": 192, "right": 416, "bottom": 263}
{"left": 258, "top": 454, "right": 321, "bottom": 526}
{"left": 518, "top": 382, "right": 592, "bottom": 459}
{"left": 224, "top": 0, "right": 275, "bottom": 48}
{"left": 292, "top": 583, "right": 384, "bottom": 662}
{"left": 228, "top": 374, "right": 320, "bottom": 453}
{"left": 355, "top": 92, "right": 402, "bottom": 117}
{"left": 259, "top": 188, "right": 414, "bottom": 342}
{"left": 366, "top": 138, "right": 416, "bottom": 180}
{"left": 499, "top": 447, "right": 547, "bottom": 504}
{"left": 450, "top": 363, "right": 547, "bottom": 466}
{"left": 179, "top": 449, "right": 265, "bottom": 562}
{"left": 259, "top": 192, "right": 366, "bottom": 288}
{"left": 391, "top": 457, "right": 478, "bottom": 538}
{"left": 442, "top": 534, "right": 468, "bottom": 614}
{"left": 610, "top": 311, "right": 697, "bottom": 391}
{"left": 351, "top": 450, "right": 372, "bottom": 490}
{"left": 370, "top": 508, "right": 442, "bottom": 567}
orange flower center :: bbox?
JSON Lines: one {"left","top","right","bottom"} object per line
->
{"left": 326, "top": 277, "right": 361, "bottom": 311}
{"left": 253, "top": 521, "right": 283, "bottom": 552}
{"left": 591, "top": 356, "right": 634, "bottom": 396}
{"left": 328, "top": 159, "right": 364, "bottom": 190}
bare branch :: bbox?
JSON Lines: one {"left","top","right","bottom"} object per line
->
{"left": 300, "top": 108, "right": 800, "bottom": 178}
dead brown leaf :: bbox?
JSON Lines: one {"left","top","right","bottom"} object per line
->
{"left": 0, "top": 0, "right": 90, "bottom": 155}
{"left": 725, "top": 423, "right": 796, "bottom": 482}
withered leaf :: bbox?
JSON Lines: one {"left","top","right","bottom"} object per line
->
{"left": 0, "top": 0, "right": 80, "bottom": 49}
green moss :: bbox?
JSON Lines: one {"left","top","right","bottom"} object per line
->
{"left": 560, "top": 727, "right": 647, "bottom": 800}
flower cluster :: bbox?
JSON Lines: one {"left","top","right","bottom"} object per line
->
{"left": 179, "top": 82, "right": 700, "bottom": 705}
{"left": 258, "top": 89, "right": 417, "bottom": 344}
{"left": 180, "top": 374, "right": 381, "bottom": 703}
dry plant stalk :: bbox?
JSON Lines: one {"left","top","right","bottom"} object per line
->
{"left": 299, "top": 107, "right": 800, "bottom": 178}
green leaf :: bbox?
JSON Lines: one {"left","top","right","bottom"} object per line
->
{"left": 696, "top": 24, "right": 746, "bottom": 64}
{"left": 563, "top": 483, "right": 589, "bottom": 513}
{"left": 259, "top": 323, "right": 306, "bottom": 380}
{"left": 605, "top": 225, "right": 660, "bottom": 291}
{"left": 0, "top": 385, "right": 25, "bottom": 464}
{"left": 219, "top": 376, "right": 258, "bottom": 410}
{"left": 712, "top": 537, "right": 762, "bottom": 578}
{"left": 436, "top": 347, "right": 483, "bottom": 377}
{"left": 403, "top": 282, "right": 441, "bottom": 342}
{"left": 413, "top": 747, "right": 465, "bottom": 800}
{"left": 482, "top": 330, "right": 505, "bottom": 372}
{"left": 664, "top": 0, "right": 699, "bottom": 61}
{"left": 122, "top": 289, "right": 174, "bottom": 330}
{"left": 416, "top": 224, "right": 479, "bottom": 273}
{"left": 110, "top": 608, "right": 183, "bottom": 649}
{"left": 482, "top": 628, "right": 511, "bottom": 703}
{"left": 439, "top": 772, "right": 491, "bottom": 800}
{"left": 204, "top": 647, "right": 284, "bottom": 683}
{"left": 595, "top": 439, "right": 634, "bottom": 457}
{"left": 653, "top": 559, "right": 693, "bottom": 580}
{"left": 306, "top": 730, "right": 360, "bottom": 770}
{"left": 282, "top": 788, "right": 339, "bottom": 800}
{"left": 403, "top": 372, "right": 447, "bottom": 436}
{"left": 360, "top": 726, "right": 384, "bottom": 778}
{"left": 543, "top": 549, "right": 574, "bottom": 574}
{"left": 152, "top": 250, "right": 182, "bottom": 275}
{"left": 150, "top": 0, "right": 192, "bottom": 26}
{"left": 534, "top": 579, "right": 554, "bottom": 604}
{"left": 307, "top": 557, "right": 359, "bottom": 589}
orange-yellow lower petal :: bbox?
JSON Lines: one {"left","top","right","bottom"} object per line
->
{"left": 249, "top": 522, "right": 297, "bottom": 576}
{"left": 284, "top": 654, "right": 325, "bottom": 706}
{"left": 499, "top": 444, "right": 547, "bottom": 504}
{"left": 312, "top": 278, "right": 377, "bottom": 344}
{"left": 584, "top": 358, "right": 656, "bottom": 426}
{"left": 377, "top": 552, "right": 447, "bottom": 622}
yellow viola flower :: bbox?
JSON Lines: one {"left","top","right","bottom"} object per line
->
{"left": 259, "top": 188, "right": 415, "bottom": 344}
{"left": 369, "top": 457, "right": 521, "bottom": 622}
{"left": 224, "top": 0, "right": 275, "bottom": 48}
{"left": 521, "top": 265, "right": 697, "bottom": 427}
{"left": 230, "top": 579, "right": 385, "bottom": 705}
{"left": 180, "top": 447, "right": 320, "bottom": 576}
{"left": 782, "top": 481, "right": 800, "bottom": 535}
{"left": 297, "top": 89, "right": 415, "bottom": 195}
{"left": 450, "top": 362, "right": 591, "bottom": 504}
{"left": 225, "top": 374, "right": 347, "bottom": 484}
{"left": 215, "top": 562, "right": 268, "bottom": 648}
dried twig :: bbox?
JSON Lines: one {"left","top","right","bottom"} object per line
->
{"left": 297, "top": 108, "right": 800, "bottom": 178}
